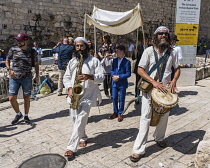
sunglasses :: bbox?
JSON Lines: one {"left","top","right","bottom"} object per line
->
{"left": 76, "top": 45, "right": 84, "bottom": 47}
{"left": 157, "top": 32, "right": 169, "bottom": 35}
{"left": 16, "top": 39, "right": 24, "bottom": 42}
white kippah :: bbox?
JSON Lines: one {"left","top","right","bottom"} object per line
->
{"left": 74, "top": 37, "right": 88, "bottom": 44}
{"left": 154, "top": 26, "right": 169, "bottom": 34}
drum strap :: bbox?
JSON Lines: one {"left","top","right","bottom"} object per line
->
{"left": 153, "top": 49, "right": 170, "bottom": 82}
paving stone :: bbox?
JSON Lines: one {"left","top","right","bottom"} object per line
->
{"left": 1, "top": 75, "right": 210, "bottom": 167}
{"left": 178, "top": 146, "right": 197, "bottom": 167}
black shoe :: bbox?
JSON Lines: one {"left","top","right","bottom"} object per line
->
{"left": 11, "top": 113, "right": 23, "bottom": 125}
{"left": 24, "top": 116, "right": 31, "bottom": 124}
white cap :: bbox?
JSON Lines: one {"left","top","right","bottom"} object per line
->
{"left": 154, "top": 26, "right": 169, "bottom": 34}
{"left": 74, "top": 37, "right": 88, "bottom": 44}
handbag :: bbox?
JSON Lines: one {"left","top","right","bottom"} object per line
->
{"left": 138, "top": 76, "right": 155, "bottom": 93}
{"left": 138, "top": 49, "right": 170, "bottom": 93}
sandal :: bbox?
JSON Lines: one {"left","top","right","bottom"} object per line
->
{"left": 64, "top": 150, "right": 75, "bottom": 160}
{"left": 129, "top": 153, "right": 145, "bottom": 162}
{"left": 79, "top": 141, "right": 87, "bottom": 147}
{"left": 156, "top": 141, "right": 167, "bottom": 148}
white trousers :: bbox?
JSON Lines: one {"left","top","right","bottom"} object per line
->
{"left": 66, "top": 105, "right": 91, "bottom": 152}
{"left": 132, "top": 92, "right": 169, "bottom": 155}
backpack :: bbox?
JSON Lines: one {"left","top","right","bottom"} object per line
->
{"left": 36, "top": 78, "right": 53, "bottom": 94}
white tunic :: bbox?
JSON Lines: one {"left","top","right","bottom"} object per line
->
{"left": 138, "top": 46, "right": 180, "bottom": 85}
{"left": 63, "top": 55, "right": 105, "bottom": 107}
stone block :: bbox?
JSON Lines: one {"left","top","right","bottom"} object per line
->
{"left": 54, "top": 22, "right": 60, "bottom": 27}
{"left": 5, "top": 12, "right": 12, "bottom": 18}
{"left": 14, "top": 25, "right": 21, "bottom": 30}
{"left": 194, "top": 128, "right": 210, "bottom": 168}
{"left": 12, "top": 0, "right": 22, "bottom": 3}
{"left": 177, "top": 68, "right": 196, "bottom": 86}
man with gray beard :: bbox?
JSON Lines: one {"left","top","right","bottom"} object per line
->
{"left": 129, "top": 26, "right": 180, "bottom": 162}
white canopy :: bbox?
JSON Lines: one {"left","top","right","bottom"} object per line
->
{"left": 85, "top": 3, "right": 143, "bottom": 35}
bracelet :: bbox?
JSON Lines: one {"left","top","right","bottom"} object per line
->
{"left": 7, "top": 68, "right": 11, "bottom": 71}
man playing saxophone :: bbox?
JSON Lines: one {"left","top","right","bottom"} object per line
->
{"left": 63, "top": 37, "right": 105, "bottom": 160}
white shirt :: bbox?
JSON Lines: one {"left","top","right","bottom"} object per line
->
{"left": 118, "top": 56, "right": 125, "bottom": 69}
{"left": 138, "top": 46, "right": 180, "bottom": 85}
{"left": 172, "top": 44, "right": 182, "bottom": 60}
{"left": 33, "top": 47, "right": 43, "bottom": 61}
{"left": 128, "top": 43, "right": 135, "bottom": 51}
{"left": 63, "top": 55, "right": 105, "bottom": 107}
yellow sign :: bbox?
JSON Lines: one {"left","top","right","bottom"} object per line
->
{"left": 175, "top": 24, "right": 199, "bottom": 45}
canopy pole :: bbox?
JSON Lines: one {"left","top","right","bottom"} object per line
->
{"left": 135, "top": 28, "right": 139, "bottom": 58}
{"left": 84, "top": 14, "right": 87, "bottom": 38}
{"left": 94, "top": 26, "right": 97, "bottom": 52}
{"left": 140, "top": 10, "right": 146, "bottom": 49}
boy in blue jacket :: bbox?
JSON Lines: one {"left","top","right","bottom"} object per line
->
{"left": 109, "top": 45, "right": 131, "bottom": 122}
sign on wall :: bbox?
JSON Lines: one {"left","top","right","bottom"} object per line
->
{"left": 175, "top": 24, "right": 199, "bottom": 45}
{"left": 176, "top": 0, "right": 201, "bottom": 24}
{"left": 179, "top": 45, "right": 197, "bottom": 64}
{"left": 175, "top": 0, "right": 201, "bottom": 64}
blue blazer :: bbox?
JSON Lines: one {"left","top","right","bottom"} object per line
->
{"left": 110, "top": 57, "right": 131, "bottom": 88}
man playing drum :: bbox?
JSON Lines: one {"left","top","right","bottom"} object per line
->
{"left": 130, "top": 26, "right": 180, "bottom": 162}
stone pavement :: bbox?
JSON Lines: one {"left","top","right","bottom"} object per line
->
{"left": 0, "top": 73, "right": 210, "bottom": 168}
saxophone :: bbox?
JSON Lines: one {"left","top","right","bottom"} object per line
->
{"left": 70, "top": 52, "right": 85, "bottom": 109}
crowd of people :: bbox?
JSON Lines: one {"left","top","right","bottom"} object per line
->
{"left": 1, "top": 25, "right": 182, "bottom": 162}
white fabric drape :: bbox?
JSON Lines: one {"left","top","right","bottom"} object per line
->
{"left": 86, "top": 3, "right": 143, "bottom": 35}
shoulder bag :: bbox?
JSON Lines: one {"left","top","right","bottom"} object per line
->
{"left": 138, "top": 50, "right": 170, "bottom": 93}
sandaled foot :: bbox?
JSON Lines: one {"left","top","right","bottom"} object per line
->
{"left": 129, "top": 153, "right": 145, "bottom": 162}
{"left": 64, "top": 150, "right": 75, "bottom": 160}
{"left": 79, "top": 141, "right": 87, "bottom": 147}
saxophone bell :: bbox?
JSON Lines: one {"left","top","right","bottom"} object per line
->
{"left": 70, "top": 52, "right": 85, "bottom": 110}
{"left": 70, "top": 84, "right": 84, "bottom": 110}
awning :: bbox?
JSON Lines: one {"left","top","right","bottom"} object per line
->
{"left": 85, "top": 3, "right": 143, "bottom": 35}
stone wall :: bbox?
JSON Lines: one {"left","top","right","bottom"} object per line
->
{"left": 0, "top": 0, "right": 210, "bottom": 51}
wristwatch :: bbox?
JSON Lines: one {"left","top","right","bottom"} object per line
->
{"left": 7, "top": 68, "right": 11, "bottom": 71}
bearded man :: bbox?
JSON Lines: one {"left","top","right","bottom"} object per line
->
{"left": 6, "top": 33, "right": 39, "bottom": 125}
{"left": 63, "top": 37, "right": 105, "bottom": 160}
{"left": 129, "top": 26, "right": 180, "bottom": 162}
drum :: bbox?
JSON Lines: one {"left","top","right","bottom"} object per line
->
{"left": 150, "top": 86, "right": 178, "bottom": 126}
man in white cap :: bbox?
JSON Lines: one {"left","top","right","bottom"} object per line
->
{"left": 130, "top": 26, "right": 180, "bottom": 162}
{"left": 63, "top": 37, "right": 105, "bottom": 160}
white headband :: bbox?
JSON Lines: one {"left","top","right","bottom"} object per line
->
{"left": 154, "top": 26, "right": 169, "bottom": 34}
{"left": 74, "top": 37, "right": 88, "bottom": 44}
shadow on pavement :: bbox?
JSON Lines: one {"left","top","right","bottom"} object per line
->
{"left": 128, "top": 82, "right": 135, "bottom": 86}
{"left": 88, "top": 103, "right": 141, "bottom": 123}
{"left": 138, "top": 130, "right": 205, "bottom": 158}
{"left": 178, "top": 91, "right": 198, "bottom": 97}
{"left": 100, "top": 98, "right": 112, "bottom": 106}
{"left": 170, "top": 105, "right": 188, "bottom": 116}
{"left": 77, "top": 128, "right": 138, "bottom": 155}
{"left": 32, "top": 109, "right": 69, "bottom": 123}
{"left": 166, "top": 130, "right": 205, "bottom": 154}
{"left": 126, "top": 92, "right": 135, "bottom": 96}
{"left": 0, "top": 109, "right": 69, "bottom": 137}
{"left": 0, "top": 122, "right": 37, "bottom": 138}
